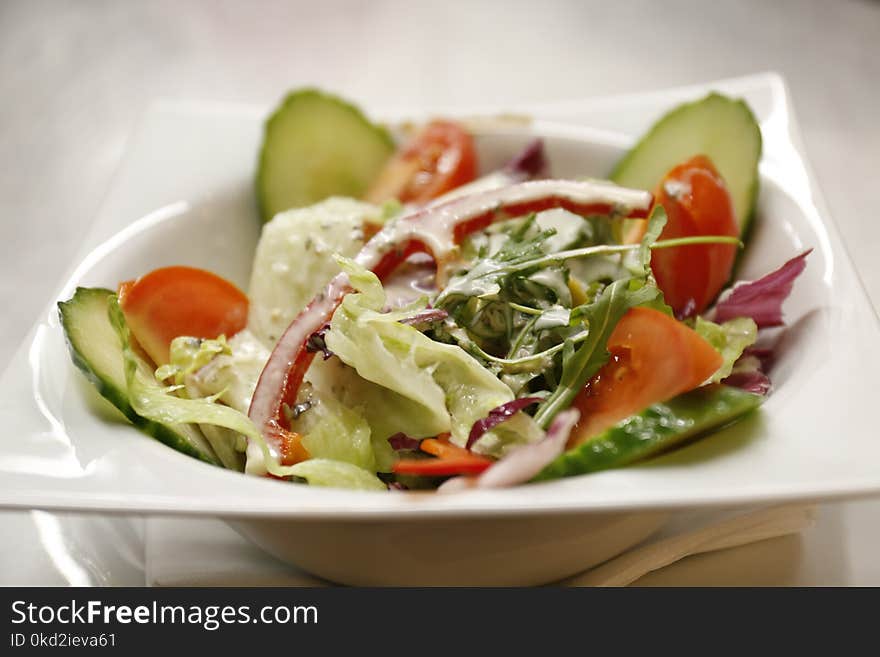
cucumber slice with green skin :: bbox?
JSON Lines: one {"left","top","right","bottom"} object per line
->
{"left": 534, "top": 384, "right": 762, "bottom": 481}
{"left": 256, "top": 88, "right": 395, "bottom": 222}
{"left": 59, "top": 287, "right": 220, "bottom": 466}
{"left": 610, "top": 93, "right": 762, "bottom": 235}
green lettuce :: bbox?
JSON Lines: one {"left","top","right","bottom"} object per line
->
{"left": 301, "top": 357, "right": 418, "bottom": 471}
{"left": 695, "top": 316, "right": 758, "bottom": 382}
{"left": 296, "top": 386, "right": 377, "bottom": 472}
{"left": 287, "top": 459, "right": 387, "bottom": 491}
{"left": 188, "top": 329, "right": 270, "bottom": 414}
{"left": 248, "top": 198, "right": 376, "bottom": 347}
{"left": 325, "top": 256, "right": 543, "bottom": 455}
{"left": 108, "top": 296, "right": 383, "bottom": 489}
{"left": 154, "top": 335, "right": 245, "bottom": 471}
{"left": 155, "top": 335, "right": 231, "bottom": 385}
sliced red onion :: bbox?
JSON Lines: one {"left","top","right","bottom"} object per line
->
{"left": 387, "top": 433, "right": 422, "bottom": 451}
{"left": 471, "top": 408, "right": 580, "bottom": 490}
{"left": 437, "top": 476, "right": 476, "bottom": 493}
{"left": 398, "top": 308, "right": 449, "bottom": 327}
{"left": 712, "top": 250, "right": 811, "bottom": 328}
{"left": 248, "top": 275, "right": 349, "bottom": 446}
{"left": 466, "top": 397, "right": 543, "bottom": 450}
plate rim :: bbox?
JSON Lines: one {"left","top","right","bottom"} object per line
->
{"left": 4, "top": 71, "right": 880, "bottom": 519}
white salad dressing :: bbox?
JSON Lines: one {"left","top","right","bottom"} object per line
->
{"left": 380, "top": 253, "right": 437, "bottom": 308}
{"left": 247, "top": 197, "right": 375, "bottom": 347}
{"left": 535, "top": 208, "right": 590, "bottom": 253}
{"left": 534, "top": 306, "right": 571, "bottom": 331}
{"left": 527, "top": 269, "right": 572, "bottom": 305}
{"left": 362, "top": 179, "right": 651, "bottom": 270}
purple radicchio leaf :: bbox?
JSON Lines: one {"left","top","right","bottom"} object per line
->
{"left": 743, "top": 345, "right": 775, "bottom": 371}
{"left": 466, "top": 397, "right": 543, "bottom": 450}
{"left": 440, "top": 408, "right": 580, "bottom": 492}
{"left": 398, "top": 308, "right": 449, "bottom": 328}
{"left": 503, "top": 138, "right": 548, "bottom": 180}
{"left": 387, "top": 432, "right": 422, "bottom": 451}
{"left": 723, "top": 369, "right": 771, "bottom": 395}
{"left": 712, "top": 249, "right": 812, "bottom": 328}
{"left": 722, "top": 354, "right": 772, "bottom": 395}
{"left": 304, "top": 324, "right": 333, "bottom": 360}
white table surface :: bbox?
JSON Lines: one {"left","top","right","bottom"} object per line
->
{"left": 1, "top": 0, "right": 879, "bottom": 585}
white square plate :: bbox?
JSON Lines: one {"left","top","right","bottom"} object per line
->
{"left": 2, "top": 72, "right": 878, "bottom": 520}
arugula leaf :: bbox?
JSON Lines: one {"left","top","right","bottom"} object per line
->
{"left": 638, "top": 205, "right": 668, "bottom": 272}
{"left": 326, "top": 257, "right": 545, "bottom": 455}
{"left": 533, "top": 279, "right": 660, "bottom": 428}
{"left": 435, "top": 219, "right": 557, "bottom": 308}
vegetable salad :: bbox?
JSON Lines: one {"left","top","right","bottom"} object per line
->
{"left": 59, "top": 89, "right": 808, "bottom": 491}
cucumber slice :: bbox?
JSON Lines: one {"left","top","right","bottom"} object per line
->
{"left": 59, "top": 287, "right": 220, "bottom": 466}
{"left": 610, "top": 93, "right": 762, "bottom": 234}
{"left": 256, "top": 88, "right": 395, "bottom": 222}
{"left": 534, "top": 384, "right": 762, "bottom": 480}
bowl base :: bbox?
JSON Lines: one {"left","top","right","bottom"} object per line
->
{"left": 228, "top": 510, "right": 670, "bottom": 586}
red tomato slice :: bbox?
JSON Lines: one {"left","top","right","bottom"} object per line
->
{"left": 118, "top": 266, "right": 249, "bottom": 365}
{"left": 569, "top": 306, "right": 722, "bottom": 446}
{"left": 650, "top": 155, "right": 740, "bottom": 317}
{"left": 365, "top": 120, "right": 477, "bottom": 204}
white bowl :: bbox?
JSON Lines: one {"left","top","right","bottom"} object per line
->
{"left": 2, "top": 73, "right": 878, "bottom": 585}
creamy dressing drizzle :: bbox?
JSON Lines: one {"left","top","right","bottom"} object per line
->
{"left": 381, "top": 253, "right": 438, "bottom": 308}
{"left": 534, "top": 306, "right": 571, "bottom": 331}
{"left": 362, "top": 179, "right": 651, "bottom": 271}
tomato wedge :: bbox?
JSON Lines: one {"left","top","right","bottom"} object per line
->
{"left": 365, "top": 120, "right": 477, "bottom": 204}
{"left": 118, "top": 266, "right": 249, "bottom": 366}
{"left": 569, "top": 306, "right": 722, "bottom": 446}
{"left": 392, "top": 437, "right": 493, "bottom": 476}
{"left": 649, "top": 155, "right": 740, "bottom": 317}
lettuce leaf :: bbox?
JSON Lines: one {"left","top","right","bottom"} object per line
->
{"left": 295, "top": 385, "right": 376, "bottom": 471}
{"left": 248, "top": 198, "right": 376, "bottom": 347}
{"left": 108, "top": 295, "right": 392, "bottom": 490}
{"left": 156, "top": 335, "right": 231, "bottom": 385}
{"left": 325, "top": 256, "right": 543, "bottom": 455}
{"left": 188, "top": 329, "right": 270, "bottom": 414}
{"left": 287, "top": 459, "right": 387, "bottom": 491}
{"left": 695, "top": 316, "right": 758, "bottom": 382}
{"left": 108, "top": 296, "right": 361, "bottom": 485}
{"left": 301, "top": 357, "right": 418, "bottom": 470}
